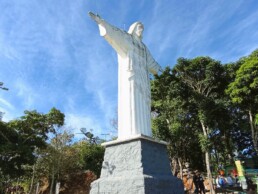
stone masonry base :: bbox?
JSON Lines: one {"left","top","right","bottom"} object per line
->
{"left": 90, "top": 135, "right": 184, "bottom": 194}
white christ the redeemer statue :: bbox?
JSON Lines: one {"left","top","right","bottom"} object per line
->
{"left": 89, "top": 12, "right": 161, "bottom": 140}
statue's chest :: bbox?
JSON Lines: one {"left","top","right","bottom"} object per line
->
{"left": 131, "top": 40, "right": 146, "bottom": 58}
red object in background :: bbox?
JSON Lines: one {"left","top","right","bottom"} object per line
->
{"left": 232, "top": 169, "right": 238, "bottom": 176}
{"left": 219, "top": 170, "right": 225, "bottom": 175}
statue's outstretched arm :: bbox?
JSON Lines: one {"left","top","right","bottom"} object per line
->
{"left": 88, "top": 12, "right": 103, "bottom": 24}
{"left": 88, "top": 11, "right": 130, "bottom": 57}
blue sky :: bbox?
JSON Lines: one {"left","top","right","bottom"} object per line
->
{"left": 0, "top": 0, "right": 258, "bottom": 140}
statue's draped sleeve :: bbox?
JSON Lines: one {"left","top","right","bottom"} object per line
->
{"left": 97, "top": 20, "right": 130, "bottom": 58}
{"left": 146, "top": 47, "right": 160, "bottom": 75}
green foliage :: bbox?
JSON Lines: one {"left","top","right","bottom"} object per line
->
{"left": 152, "top": 56, "right": 238, "bottom": 177}
{"left": 76, "top": 141, "right": 105, "bottom": 177}
{"left": 35, "top": 131, "right": 80, "bottom": 180}
{"left": 174, "top": 57, "right": 227, "bottom": 98}
{"left": 0, "top": 106, "right": 105, "bottom": 192}
{"left": 47, "top": 108, "right": 65, "bottom": 130}
{"left": 173, "top": 56, "right": 228, "bottom": 132}
{"left": 0, "top": 108, "right": 65, "bottom": 179}
{"left": 80, "top": 128, "right": 103, "bottom": 144}
{"left": 174, "top": 57, "right": 230, "bottom": 140}
{"left": 0, "top": 121, "right": 21, "bottom": 177}
{"left": 151, "top": 66, "right": 204, "bottom": 170}
{"left": 24, "top": 128, "right": 104, "bottom": 193}
{"left": 226, "top": 49, "right": 258, "bottom": 106}
{"left": 198, "top": 134, "right": 211, "bottom": 152}
{"left": 226, "top": 49, "right": 258, "bottom": 153}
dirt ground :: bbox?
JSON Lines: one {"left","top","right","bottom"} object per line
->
{"left": 37, "top": 171, "right": 96, "bottom": 194}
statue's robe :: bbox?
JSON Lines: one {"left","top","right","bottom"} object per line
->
{"left": 97, "top": 20, "right": 160, "bottom": 139}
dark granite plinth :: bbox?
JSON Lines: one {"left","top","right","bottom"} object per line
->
{"left": 90, "top": 136, "right": 184, "bottom": 194}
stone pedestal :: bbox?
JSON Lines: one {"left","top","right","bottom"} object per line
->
{"left": 90, "top": 135, "right": 184, "bottom": 194}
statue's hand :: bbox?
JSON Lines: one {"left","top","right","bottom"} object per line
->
{"left": 88, "top": 12, "right": 102, "bottom": 24}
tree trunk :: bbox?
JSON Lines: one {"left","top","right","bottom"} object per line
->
{"left": 178, "top": 158, "right": 183, "bottom": 180}
{"left": 35, "top": 182, "right": 39, "bottom": 194}
{"left": 200, "top": 121, "right": 215, "bottom": 194}
{"left": 171, "top": 157, "right": 178, "bottom": 176}
{"left": 28, "top": 164, "right": 35, "bottom": 194}
{"left": 205, "top": 151, "right": 215, "bottom": 194}
{"left": 248, "top": 110, "right": 258, "bottom": 153}
{"left": 50, "top": 167, "right": 55, "bottom": 194}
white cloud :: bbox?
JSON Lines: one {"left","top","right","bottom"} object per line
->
{"left": 0, "top": 98, "right": 21, "bottom": 122}
{"left": 0, "top": 33, "right": 20, "bottom": 60}
{"left": 0, "top": 97, "right": 14, "bottom": 110}
{"left": 14, "top": 79, "right": 38, "bottom": 109}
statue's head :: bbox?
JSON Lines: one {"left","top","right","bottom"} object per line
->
{"left": 128, "top": 22, "right": 144, "bottom": 40}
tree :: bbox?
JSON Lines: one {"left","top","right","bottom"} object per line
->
{"left": 75, "top": 141, "right": 105, "bottom": 177}
{"left": 74, "top": 130, "right": 105, "bottom": 177}
{"left": 33, "top": 129, "right": 104, "bottom": 194}
{"left": 151, "top": 67, "right": 204, "bottom": 176}
{"left": 226, "top": 49, "right": 258, "bottom": 153}
{"left": 80, "top": 128, "right": 103, "bottom": 144}
{"left": 172, "top": 56, "right": 228, "bottom": 194}
{"left": 0, "top": 121, "right": 20, "bottom": 178}
{"left": 0, "top": 108, "right": 65, "bottom": 179}
{"left": 35, "top": 130, "right": 79, "bottom": 194}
